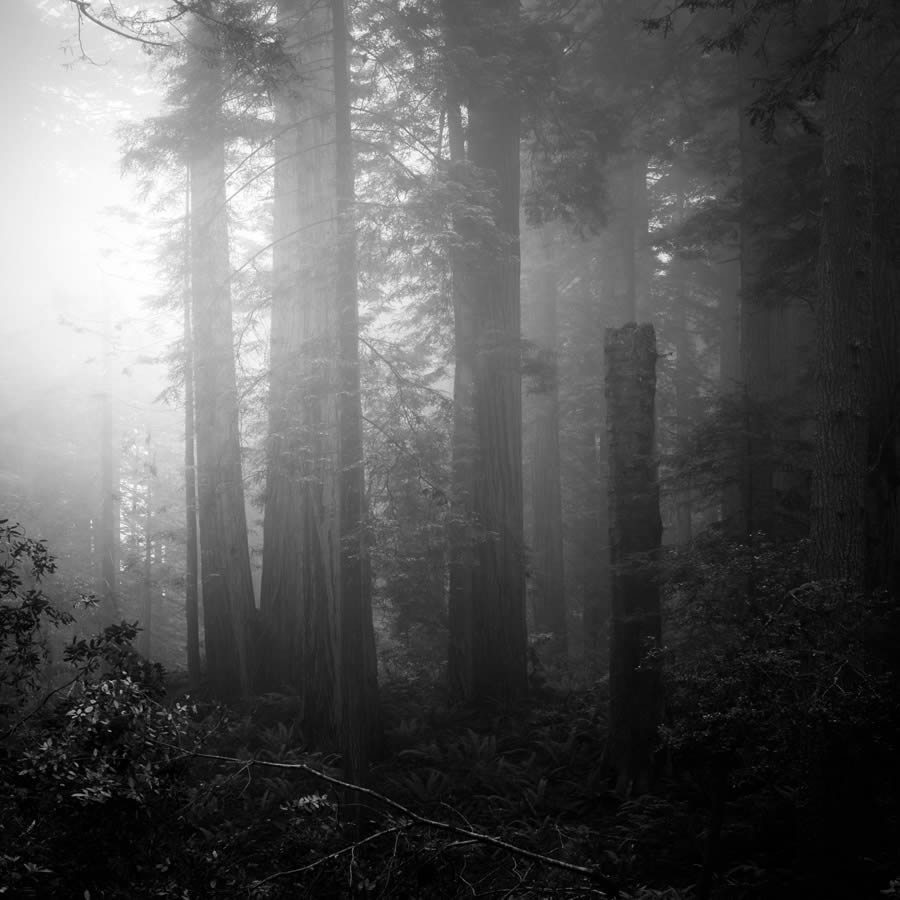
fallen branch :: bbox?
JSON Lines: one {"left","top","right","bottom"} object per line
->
{"left": 251, "top": 824, "right": 405, "bottom": 890}
{"left": 187, "top": 748, "right": 619, "bottom": 896}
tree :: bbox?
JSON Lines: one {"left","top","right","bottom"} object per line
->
{"left": 333, "top": 0, "right": 379, "bottom": 784}
{"left": 261, "top": 0, "right": 378, "bottom": 779}
{"left": 98, "top": 305, "right": 120, "bottom": 622}
{"left": 522, "top": 223, "right": 567, "bottom": 654}
{"left": 565, "top": 252, "right": 611, "bottom": 662}
{"left": 183, "top": 238, "right": 201, "bottom": 684}
{"left": 444, "top": 0, "right": 528, "bottom": 702}
{"left": 188, "top": 5, "right": 256, "bottom": 697}
{"left": 868, "top": 9, "right": 900, "bottom": 594}
{"left": 810, "top": 0, "right": 879, "bottom": 586}
{"left": 605, "top": 323, "right": 663, "bottom": 796}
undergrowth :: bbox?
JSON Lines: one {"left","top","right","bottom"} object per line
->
{"left": 3, "top": 523, "right": 899, "bottom": 898}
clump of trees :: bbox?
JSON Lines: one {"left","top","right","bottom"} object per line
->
{"left": 3, "top": 0, "right": 899, "bottom": 895}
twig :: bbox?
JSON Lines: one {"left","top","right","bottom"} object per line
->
{"left": 1, "top": 665, "right": 94, "bottom": 740}
{"left": 68, "top": 1, "right": 172, "bottom": 48}
{"left": 250, "top": 824, "right": 404, "bottom": 890}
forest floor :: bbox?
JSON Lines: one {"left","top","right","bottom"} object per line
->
{"left": 7, "top": 661, "right": 898, "bottom": 899}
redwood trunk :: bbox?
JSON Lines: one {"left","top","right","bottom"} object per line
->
{"left": 262, "top": 0, "right": 378, "bottom": 770}
{"left": 606, "top": 323, "right": 663, "bottom": 796}
{"left": 99, "top": 309, "right": 119, "bottom": 623}
{"left": 737, "top": 46, "right": 775, "bottom": 539}
{"left": 333, "top": 0, "right": 379, "bottom": 783}
{"left": 183, "top": 216, "right": 201, "bottom": 683}
{"left": 189, "top": 9, "right": 255, "bottom": 698}
{"left": 527, "top": 226, "right": 567, "bottom": 654}
{"left": 445, "top": 0, "right": 527, "bottom": 702}
{"left": 810, "top": 0, "right": 877, "bottom": 586}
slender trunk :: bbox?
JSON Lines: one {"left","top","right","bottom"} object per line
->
{"left": 446, "top": 0, "right": 526, "bottom": 702}
{"left": 672, "top": 188, "right": 694, "bottom": 544}
{"left": 737, "top": 48, "right": 775, "bottom": 539}
{"left": 527, "top": 225, "right": 567, "bottom": 654}
{"left": 574, "top": 255, "right": 609, "bottom": 664}
{"left": 99, "top": 306, "right": 119, "bottom": 622}
{"left": 260, "top": 0, "right": 306, "bottom": 694}
{"left": 606, "top": 323, "right": 663, "bottom": 796}
{"left": 718, "top": 248, "right": 743, "bottom": 526}
{"left": 141, "top": 459, "right": 153, "bottom": 659}
{"left": 674, "top": 296, "right": 693, "bottom": 545}
{"left": 445, "top": 85, "right": 477, "bottom": 698}
{"left": 810, "top": 0, "right": 877, "bottom": 585}
{"left": 184, "top": 178, "right": 201, "bottom": 683}
{"left": 333, "top": 0, "right": 379, "bottom": 784}
{"left": 189, "top": 9, "right": 255, "bottom": 698}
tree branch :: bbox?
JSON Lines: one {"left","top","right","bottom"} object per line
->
{"left": 184, "top": 748, "right": 620, "bottom": 895}
{"left": 68, "top": 1, "right": 173, "bottom": 49}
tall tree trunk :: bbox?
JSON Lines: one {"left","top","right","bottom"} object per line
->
{"left": 526, "top": 225, "right": 567, "bottom": 654}
{"left": 571, "top": 253, "right": 610, "bottom": 664}
{"left": 189, "top": 8, "right": 255, "bottom": 698}
{"left": 737, "top": 47, "right": 775, "bottom": 539}
{"left": 445, "top": 82, "right": 477, "bottom": 698}
{"left": 333, "top": 0, "right": 379, "bottom": 784}
{"left": 717, "top": 246, "right": 743, "bottom": 526}
{"left": 868, "top": 95, "right": 900, "bottom": 594}
{"left": 263, "top": 0, "right": 340, "bottom": 739}
{"left": 445, "top": 0, "right": 527, "bottom": 702}
{"left": 183, "top": 185, "right": 201, "bottom": 683}
{"left": 810, "top": 0, "right": 877, "bottom": 585}
{"left": 671, "top": 187, "right": 694, "bottom": 545}
{"left": 99, "top": 304, "right": 119, "bottom": 622}
{"left": 262, "top": 0, "right": 379, "bottom": 770}
{"left": 606, "top": 323, "right": 663, "bottom": 796}
{"left": 674, "top": 286, "right": 694, "bottom": 545}
{"left": 141, "top": 451, "right": 153, "bottom": 659}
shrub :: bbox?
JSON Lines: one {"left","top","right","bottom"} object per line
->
{"left": 0, "top": 522, "right": 195, "bottom": 896}
{"left": 660, "top": 532, "right": 900, "bottom": 892}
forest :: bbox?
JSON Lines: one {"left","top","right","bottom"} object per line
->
{"left": 2, "top": 0, "right": 899, "bottom": 897}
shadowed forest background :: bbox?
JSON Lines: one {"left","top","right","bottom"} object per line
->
{"left": 2, "top": 0, "right": 900, "bottom": 897}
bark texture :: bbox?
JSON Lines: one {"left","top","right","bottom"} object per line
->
{"left": 810, "top": 0, "right": 877, "bottom": 586}
{"left": 183, "top": 242, "right": 201, "bottom": 684}
{"left": 605, "top": 323, "right": 663, "bottom": 796}
{"left": 445, "top": 0, "right": 527, "bottom": 702}
{"left": 568, "top": 254, "right": 609, "bottom": 663}
{"left": 189, "top": 9, "right": 255, "bottom": 698}
{"left": 333, "top": 0, "right": 379, "bottom": 784}
{"left": 261, "top": 0, "right": 378, "bottom": 771}
{"left": 445, "top": 83, "right": 477, "bottom": 699}
{"left": 866, "top": 16, "right": 900, "bottom": 593}
{"left": 736, "top": 46, "right": 775, "bottom": 539}
{"left": 524, "top": 225, "right": 567, "bottom": 653}
{"left": 262, "top": 0, "right": 341, "bottom": 735}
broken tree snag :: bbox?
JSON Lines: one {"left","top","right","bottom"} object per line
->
{"left": 605, "top": 322, "right": 663, "bottom": 796}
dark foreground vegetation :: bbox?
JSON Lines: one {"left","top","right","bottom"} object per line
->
{"left": 4, "top": 522, "right": 899, "bottom": 899}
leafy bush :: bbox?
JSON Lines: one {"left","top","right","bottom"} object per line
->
{"left": 660, "top": 533, "right": 900, "bottom": 892}
{"left": 662, "top": 535, "right": 895, "bottom": 778}
{"left": 0, "top": 520, "right": 73, "bottom": 719}
{"left": 0, "top": 522, "right": 196, "bottom": 896}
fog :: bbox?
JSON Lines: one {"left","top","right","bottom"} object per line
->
{"left": 3, "top": 1, "right": 178, "bottom": 554}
